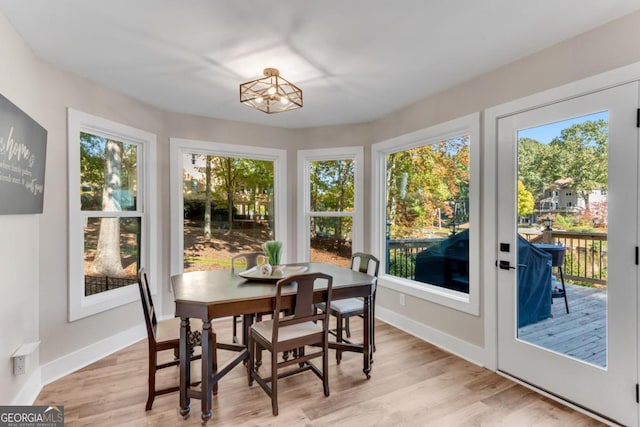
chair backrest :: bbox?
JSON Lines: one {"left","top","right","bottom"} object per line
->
{"left": 138, "top": 268, "right": 158, "bottom": 343}
{"left": 351, "top": 252, "right": 380, "bottom": 278}
{"left": 231, "top": 252, "right": 266, "bottom": 273}
{"left": 271, "top": 273, "right": 333, "bottom": 343}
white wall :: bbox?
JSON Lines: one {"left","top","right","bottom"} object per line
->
{"left": 2, "top": 8, "right": 640, "bottom": 405}
{"left": 0, "top": 12, "right": 43, "bottom": 405}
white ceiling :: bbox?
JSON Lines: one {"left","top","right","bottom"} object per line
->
{"left": 1, "top": 1, "right": 639, "bottom": 129}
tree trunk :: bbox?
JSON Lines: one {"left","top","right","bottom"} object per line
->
{"left": 91, "top": 139, "right": 125, "bottom": 277}
{"left": 226, "top": 158, "right": 234, "bottom": 231}
{"left": 204, "top": 156, "right": 211, "bottom": 237}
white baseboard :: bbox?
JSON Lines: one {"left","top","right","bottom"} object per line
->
{"left": 12, "top": 368, "right": 43, "bottom": 405}
{"left": 40, "top": 324, "right": 146, "bottom": 387}
{"left": 376, "top": 306, "right": 489, "bottom": 367}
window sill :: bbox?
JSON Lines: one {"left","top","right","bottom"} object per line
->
{"left": 378, "top": 274, "right": 479, "bottom": 316}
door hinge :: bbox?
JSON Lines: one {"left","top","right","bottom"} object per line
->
{"left": 636, "top": 383, "right": 639, "bottom": 403}
{"left": 636, "top": 247, "right": 639, "bottom": 265}
{"left": 637, "top": 109, "right": 640, "bottom": 128}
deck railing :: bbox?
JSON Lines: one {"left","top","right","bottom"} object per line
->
{"left": 543, "top": 230, "right": 607, "bottom": 287}
{"left": 386, "top": 237, "right": 443, "bottom": 279}
{"left": 388, "top": 230, "right": 608, "bottom": 287}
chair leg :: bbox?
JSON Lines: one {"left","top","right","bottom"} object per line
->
{"left": 271, "top": 350, "right": 279, "bottom": 416}
{"left": 232, "top": 315, "right": 239, "bottom": 344}
{"left": 146, "top": 350, "right": 156, "bottom": 411}
{"left": 345, "top": 316, "right": 351, "bottom": 338}
{"left": 322, "top": 340, "right": 330, "bottom": 397}
{"left": 248, "top": 335, "right": 254, "bottom": 386}
{"left": 212, "top": 331, "right": 218, "bottom": 396}
{"left": 559, "top": 267, "right": 569, "bottom": 314}
{"left": 372, "top": 301, "right": 376, "bottom": 353}
{"left": 336, "top": 314, "right": 343, "bottom": 365}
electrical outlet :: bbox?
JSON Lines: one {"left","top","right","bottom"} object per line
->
{"left": 399, "top": 293, "right": 406, "bottom": 306}
{"left": 13, "top": 355, "right": 26, "bottom": 376}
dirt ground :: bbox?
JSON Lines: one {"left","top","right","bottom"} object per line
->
{"left": 183, "top": 222, "right": 351, "bottom": 271}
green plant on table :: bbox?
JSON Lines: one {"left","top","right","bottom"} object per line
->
{"left": 262, "top": 240, "right": 282, "bottom": 266}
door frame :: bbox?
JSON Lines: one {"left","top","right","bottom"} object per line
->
{"left": 482, "top": 63, "right": 640, "bottom": 420}
{"left": 484, "top": 62, "right": 640, "bottom": 369}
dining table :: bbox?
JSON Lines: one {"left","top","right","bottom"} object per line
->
{"left": 170, "top": 262, "right": 376, "bottom": 422}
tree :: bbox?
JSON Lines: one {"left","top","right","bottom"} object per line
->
{"left": 517, "top": 180, "right": 535, "bottom": 218}
{"left": 386, "top": 136, "right": 469, "bottom": 238}
{"left": 90, "top": 139, "right": 125, "bottom": 276}
{"left": 517, "top": 137, "right": 548, "bottom": 200}
{"left": 204, "top": 155, "right": 212, "bottom": 237}
{"left": 309, "top": 159, "right": 355, "bottom": 246}
{"left": 548, "top": 119, "right": 608, "bottom": 210}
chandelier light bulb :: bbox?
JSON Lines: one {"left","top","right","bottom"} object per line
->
{"left": 240, "top": 67, "right": 302, "bottom": 113}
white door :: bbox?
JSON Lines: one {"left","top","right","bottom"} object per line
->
{"left": 497, "top": 83, "right": 639, "bottom": 426}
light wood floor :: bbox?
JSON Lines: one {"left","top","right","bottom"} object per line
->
{"left": 36, "top": 318, "right": 605, "bottom": 426}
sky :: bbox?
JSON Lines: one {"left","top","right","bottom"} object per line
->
{"left": 517, "top": 111, "right": 608, "bottom": 144}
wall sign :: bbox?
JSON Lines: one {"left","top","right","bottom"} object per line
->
{"left": 0, "top": 94, "right": 47, "bottom": 214}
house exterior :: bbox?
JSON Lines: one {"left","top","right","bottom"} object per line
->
{"left": 538, "top": 178, "right": 607, "bottom": 214}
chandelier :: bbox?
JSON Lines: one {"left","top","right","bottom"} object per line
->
{"left": 239, "top": 68, "right": 303, "bottom": 114}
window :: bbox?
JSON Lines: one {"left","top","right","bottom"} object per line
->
{"left": 181, "top": 153, "right": 276, "bottom": 271}
{"left": 566, "top": 201, "right": 573, "bottom": 207}
{"left": 566, "top": 192, "right": 572, "bottom": 196}
{"left": 298, "top": 147, "right": 363, "bottom": 266}
{"left": 68, "top": 109, "right": 157, "bottom": 321}
{"left": 372, "top": 113, "right": 480, "bottom": 314}
{"left": 170, "top": 139, "right": 287, "bottom": 274}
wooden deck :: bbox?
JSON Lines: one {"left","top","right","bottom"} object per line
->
{"left": 518, "top": 282, "right": 607, "bottom": 367}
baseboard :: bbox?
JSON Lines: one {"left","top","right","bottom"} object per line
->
{"left": 376, "top": 306, "right": 489, "bottom": 367}
{"left": 40, "top": 324, "right": 146, "bottom": 387}
{"left": 12, "top": 367, "right": 43, "bottom": 405}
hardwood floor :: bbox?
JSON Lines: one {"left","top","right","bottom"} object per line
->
{"left": 35, "top": 318, "right": 605, "bottom": 426}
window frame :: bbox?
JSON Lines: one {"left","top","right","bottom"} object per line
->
{"left": 297, "top": 147, "right": 364, "bottom": 263}
{"left": 169, "top": 138, "right": 288, "bottom": 275}
{"left": 371, "top": 113, "right": 480, "bottom": 315}
{"left": 68, "top": 109, "right": 157, "bottom": 321}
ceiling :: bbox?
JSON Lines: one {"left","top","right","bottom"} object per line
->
{"left": 1, "top": 1, "right": 639, "bottom": 129}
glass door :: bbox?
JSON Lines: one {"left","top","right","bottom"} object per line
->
{"left": 497, "top": 83, "right": 639, "bottom": 426}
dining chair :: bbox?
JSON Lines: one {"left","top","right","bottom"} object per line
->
{"left": 137, "top": 268, "right": 204, "bottom": 410}
{"left": 230, "top": 252, "right": 266, "bottom": 343}
{"left": 316, "top": 252, "right": 380, "bottom": 364}
{"left": 248, "top": 272, "right": 333, "bottom": 416}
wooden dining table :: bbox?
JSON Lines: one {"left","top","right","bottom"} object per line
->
{"left": 171, "top": 262, "right": 375, "bottom": 422}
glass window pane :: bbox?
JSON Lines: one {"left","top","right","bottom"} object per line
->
{"left": 182, "top": 153, "right": 275, "bottom": 272}
{"left": 84, "top": 217, "right": 140, "bottom": 296}
{"left": 309, "top": 216, "right": 352, "bottom": 268}
{"left": 385, "top": 136, "right": 470, "bottom": 293}
{"left": 80, "top": 132, "right": 138, "bottom": 211}
{"left": 309, "top": 159, "right": 354, "bottom": 212}
{"left": 517, "top": 111, "right": 608, "bottom": 368}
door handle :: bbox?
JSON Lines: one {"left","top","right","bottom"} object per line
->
{"left": 498, "top": 260, "right": 516, "bottom": 270}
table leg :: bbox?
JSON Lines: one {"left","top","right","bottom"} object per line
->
{"left": 179, "top": 317, "right": 191, "bottom": 418}
{"left": 200, "top": 320, "right": 213, "bottom": 422}
{"left": 363, "top": 295, "right": 372, "bottom": 379}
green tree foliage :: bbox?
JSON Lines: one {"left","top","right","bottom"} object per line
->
{"left": 548, "top": 119, "right": 608, "bottom": 209}
{"left": 309, "top": 159, "right": 354, "bottom": 242}
{"left": 517, "top": 137, "right": 549, "bottom": 199}
{"left": 517, "top": 119, "right": 608, "bottom": 211}
{"left": 190, "top": 154, "right": 274, "bottom": 233}
{"left": 386, "top": 136, "right": 469, "bottom": 238}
